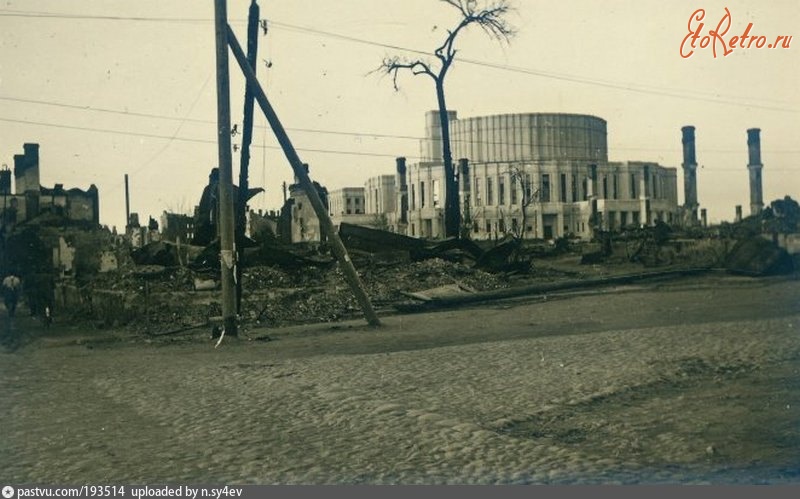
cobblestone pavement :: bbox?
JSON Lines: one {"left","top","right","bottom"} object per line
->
{"left": 1, "top": 275, "right": 799, "bottom": 484}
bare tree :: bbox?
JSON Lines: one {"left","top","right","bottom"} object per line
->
{"left": 379, "top": 0, "right": 515, "bottom": 238}
{"left": 509, "top": 165, "right": 538, "bottom": 240}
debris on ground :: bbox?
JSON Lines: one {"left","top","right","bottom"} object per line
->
{"left": 724, "top": 236, "right": 794, "bottom": 276}
{"left": 68, "top": 220, "right": 797, "bottom": 337}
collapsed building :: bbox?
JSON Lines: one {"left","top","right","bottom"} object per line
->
{"left": 160, "top": 211, "right": 195, "bottom": 244}
{"left": 1, "top": 143, "right": 105, "bottom": 277}
{"left": 1, "top": 143, "right": 100, "bottom": 230}
{"left": 280, "top": 165, "right": 328, "bottom": 244}
{"left": 0, "top": 143, "right": 118, "bottom": 319}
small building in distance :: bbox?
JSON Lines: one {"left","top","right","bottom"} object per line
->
{"left": 328, "top": 187, "right": 372, "bottom": 229}
{"left": 160, "top": 211, "right": 195, "bottom": 244}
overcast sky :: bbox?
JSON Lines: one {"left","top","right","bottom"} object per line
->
{"left": 1, "top": 0, "right": 798, "bottom": 231}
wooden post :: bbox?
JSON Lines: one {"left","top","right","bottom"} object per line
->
{"left": 214, "top": 0, "right": 238, "bottom": 336}
{"left": 226, "top": 25, "right": 381, "bottom": 327}
{"left": 235, "top": 0, "right": 260, "bottom": 314}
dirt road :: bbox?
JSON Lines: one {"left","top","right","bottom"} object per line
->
{"left": 1, "top": 274, "right": 799, "bottom": 484}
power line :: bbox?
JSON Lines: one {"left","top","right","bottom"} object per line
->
{"left": 2, "top": 116, "right": 797, "bottom": 173}
{"left": 0, "top": 9, "right": 240, "bottom": 24}
{"left": 127, "top": 72, "right": 214, "bottom": 179}
{"left": 0, "top": 116, "right": 417, "bottom": 160}
{"left": 2, "top": 9, "right": 797, "bottom": 112}
{"left": 0, "top": 95, "right": 422, "bottom": 141}
{"left": 2, "top": 95, "right": 798, "bottom": 156}
{"left": 267, "top": 20, "right": 799, "bottom": 112}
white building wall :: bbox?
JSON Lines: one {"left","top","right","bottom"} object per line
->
{"left": 364, "top": 175, "right": 396, "bottom": 215}
{"left": 393, "top": 112, "right": 682, "bottom": 241}
{"left": 454, "top": 114, "right": 680, "bottom": 241}
{"left": 328, "top": 187, "right": 365, "bottom": 217}
{"left": 406, "top": 161, "right": 446, "bottom": 238}
{"left": 420, "top": 110, "right": 458, "bottom": 162}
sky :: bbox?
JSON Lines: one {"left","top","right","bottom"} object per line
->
{"left": 0, "top": 0, "right": 798, "bottom": 231}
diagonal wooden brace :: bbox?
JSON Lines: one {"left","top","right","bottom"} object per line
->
{"left": 226, "top": 24, "right": 381, "bottom": 327}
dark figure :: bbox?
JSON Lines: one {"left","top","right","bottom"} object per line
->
{"left": 192, "top": 168, "right": 220, "bottom": 246}
{"left": 2, "top": 274, "right": 21, "bottom": 317}
{"left": 24, "top": 273, "right": 54, "bottom": 319}
{"left": 43, "top": 305, "right": 52, "bottom": 328}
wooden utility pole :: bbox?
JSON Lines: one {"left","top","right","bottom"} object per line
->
{"left": 235, "top": 0, "right": 260, "bottom": 314}
{"left": 226, "top": 26, "right": 381, "bottom": 327}
{"left": 213, "top": 0, "right": 238, "bottom": 336}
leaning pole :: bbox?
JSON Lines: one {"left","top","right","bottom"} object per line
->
{"left": 226, "top": 24, "right": 381, "bottom": 327}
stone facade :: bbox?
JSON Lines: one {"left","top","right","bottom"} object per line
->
{"left": 282, "top": 112, "right": 689, "bottom": 243}
{"left": 406, "top": 111, "right": 680, "bottom": 240}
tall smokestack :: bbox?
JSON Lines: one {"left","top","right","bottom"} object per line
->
{"left": 124, "top": 173, "right": 131, "bottom": 229}
{"left": 22, "top": 143, "right": 40, "bottom": 193}
{"left": 641, "top": 165, "right": 651, "bottom": 226}
{"left": 458, "top": 158, "right": 471, "bottom": 197}
{"left": 747, "top": 128, "right": 764, "bottom": 216}
{"left": 735, "top": 205, "right": 743, "bottom": 222}
{"left": 13, "top": 155, "right": 25, "bottom": 193}
{"left": 458, "top": 158, "right": 470, "bottom": 235}
{"left": 681, "top": 126, "right": 699, "bottom": 223}
{"left": 395, "top": 157, "right": 408, "bottom": 224}
{"left": 588, "top": 164, "right": 599, "bottom": 228}
{"left": 701, "top": 208, "right": 707, "bottom": 227}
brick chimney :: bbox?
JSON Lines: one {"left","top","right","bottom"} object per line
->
{"left": 747, "top": 128, "right": 764, "bottom": 216}
{"left": 681, "top": 126, "right": 698, "bottom": 223}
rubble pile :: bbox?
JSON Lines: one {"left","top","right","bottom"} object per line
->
{"left": 87, "top": 225, "right": 759, "bottom": 334}
{"left": 90, "top": 266, "right": 199, "bottom": 294}
{"left": 362, "top": 258, "right": 507, "bottom": 300}
{"left": 239, "top": 258, "right": 511, "bottom": 328}
{"left": 84, "top": 256, "right": 521, "bottom": 332}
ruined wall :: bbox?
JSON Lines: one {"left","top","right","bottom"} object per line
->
{"left": 289, "top": 184, "right": 327, "bottom": 243}
{"left": 13, "top": 143, "right": 40, "bottom": 195}
{"left": 66, "top": 185, "right": 99, "bottom": 224}
{"left": 160, "top": 211, "right": 195, "bottom": 244}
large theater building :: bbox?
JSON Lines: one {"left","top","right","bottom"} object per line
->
{"left": 406, "top": 111, "right": 679, "bottom": 240}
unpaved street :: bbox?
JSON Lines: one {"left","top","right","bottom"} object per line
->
{"left": 1, "top": 274, "right": 799, "bottom": 484}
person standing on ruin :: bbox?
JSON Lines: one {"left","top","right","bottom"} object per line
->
{"left": 2, "top": 273, "right": 21, "bottom": 317}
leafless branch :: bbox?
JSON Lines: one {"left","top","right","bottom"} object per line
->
{"left": 435, "top": 0, "right": 515, "bottom": 71}
{"left": 374, "top": 0, "right": 516, "bottom": 239}
{"left": 376, "top": 1, "right": 515, "bottom": 88}
{"left": 377, "top": 56, "right": 437, "bottom": 90}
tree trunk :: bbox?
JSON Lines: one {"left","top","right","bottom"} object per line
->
{"left": 436, "top": 80, "right": 459, "bottom": 239}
